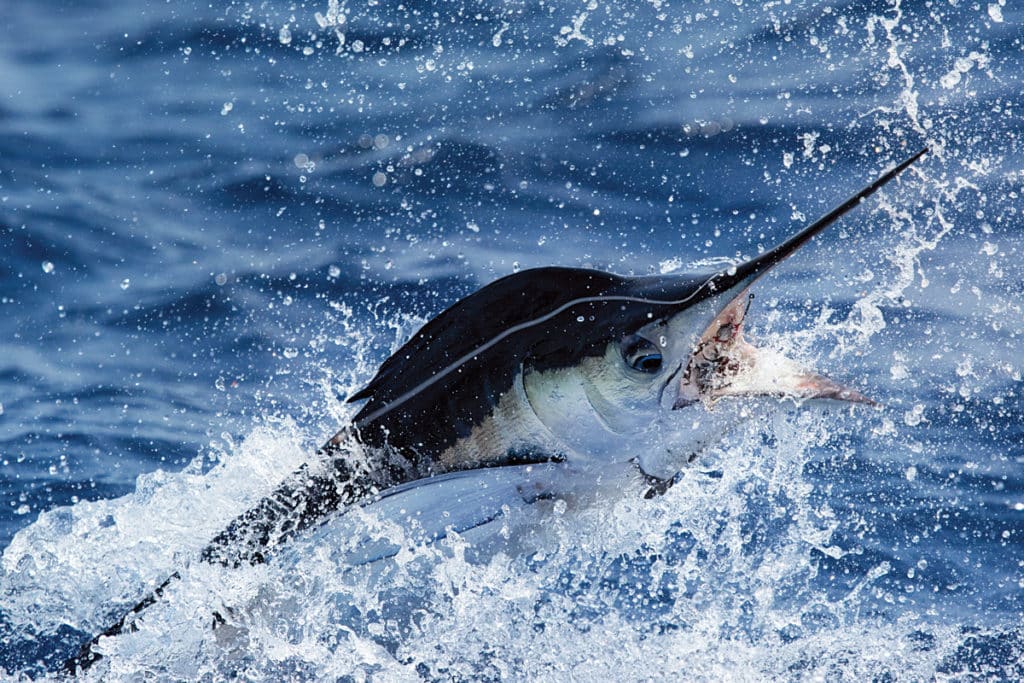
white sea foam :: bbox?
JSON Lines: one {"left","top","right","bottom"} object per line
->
{"left": 5, "top": 407, "right": 993, "bottom": 680}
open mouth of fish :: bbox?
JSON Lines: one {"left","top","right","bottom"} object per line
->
{"left": 674, "top": 287, "right": 871, "bottom": 409}
{"left": 660, "top": 147, "right": 929, "bottom": 412}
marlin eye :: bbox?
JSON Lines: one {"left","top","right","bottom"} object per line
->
{"left": 621, "top": 335, "right": 663, "bottom": 373}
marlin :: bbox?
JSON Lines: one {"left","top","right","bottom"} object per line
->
{"left": 65, "top": 147, "right": 927, "bottom": 672}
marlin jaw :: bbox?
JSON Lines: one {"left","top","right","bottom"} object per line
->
{"left": 673, "top": 286, "right": 871, "bottom": 409}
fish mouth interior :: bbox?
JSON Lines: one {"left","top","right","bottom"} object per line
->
{"left": 673, "top": 287, "right": 871, "bottom": 409}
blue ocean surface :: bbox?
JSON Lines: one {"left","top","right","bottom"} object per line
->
{"left": 1, "top": 0, "right": 1021, "bottom": 679}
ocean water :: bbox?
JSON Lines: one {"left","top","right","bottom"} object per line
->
{"left": 1, "top": 0, "right": 1021, "bottom": 679}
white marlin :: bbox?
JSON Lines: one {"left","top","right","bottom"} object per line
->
{"left": 66, "top": 147, "right": 927, "bottom": 672}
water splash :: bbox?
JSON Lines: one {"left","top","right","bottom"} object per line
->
{"left": 2, "top": 0, "right": 1021, "bottom": 677}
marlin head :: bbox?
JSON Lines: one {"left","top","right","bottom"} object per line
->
{"left": 520, "top": 148, "right": 926, "bottom": 479}
{"left": 348, "top": 148, "right": 926, "bottom": 483}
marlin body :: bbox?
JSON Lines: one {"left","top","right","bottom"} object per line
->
{"left": 66, "top": 148, "right": 927, "bottom": 672}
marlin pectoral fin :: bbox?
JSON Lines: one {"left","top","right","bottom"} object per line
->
{"left": 272, "top": 463, "right": 577, "bottom": 569}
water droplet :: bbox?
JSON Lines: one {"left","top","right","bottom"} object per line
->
{"left": 283, "top": 348, "right": 299, "bottom": 359}
{"left": 903, "top": 404, "right": 926, "bottom": 427}
{"left": 214, "top": 273, "right": 228, "bottom": 286}
{"left": 214, "top": 377, "right": 226, "bottom": 391}
{"left": 492, "top": 23, "right": 508, "bottom": 48}
{"left": 41, "top": 261, "right": 54, "bottom": 274}
{"left": 278, "top": 25, "right": 292, "bottom": 45}
{"left": 328, "top": 265, "right": 341, "bottom": 278}
{"left": 120, "top": 278, "right": 130, "bottom": 290}
{"left": 372, "top": 172, "right": 387, "bottom": 187}
{"left": 220, "top": 102, "right": 233, "bottom": 116}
